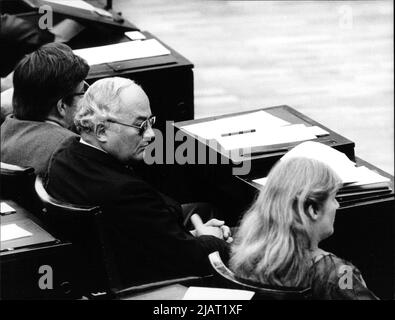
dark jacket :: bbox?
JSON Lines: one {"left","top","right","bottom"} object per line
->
{"left": 46, "top": 138, "right": 229, "bottom": 286}
{"left": 0, "top": 116, "right": 77, "bottom": 178}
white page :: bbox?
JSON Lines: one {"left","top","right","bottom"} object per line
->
{"left": 281, "top": 141, "right": 359, "bottom": 183}
{"left": 181, "top": 110, "right": 290, "bottom": 140}
{"left": 182, "top": 286, "right": 255, "bottom": 300}
{"left": 346, "top": 166, "right": 390, "bottom": 186}
{"left": 252, "top": 177, "right": 268, "bottom": 186}
{"left": 125, "top": 31, "right": 147, "bottom": 40}
{"left": 0, "top": 202, "right": 16, "bottom": 214}
{"left": 43, "top": 0, "right": 95, "bottom": 11}
{"left": 1, "top": 224, "right": 33, "bottom": 242}
{"left": 216, "top": 124, "right": 316, "bottom": 151}
{"left": 73, "top": 39, "right": 171, "bottom": 66}
{"left": 253, "top": 166, "right": 390, "bottom": 191}
{"left": 306, "top": 125, "right": 329, "bottom": 137}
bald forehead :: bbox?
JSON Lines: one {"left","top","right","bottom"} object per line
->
{"left": 117, "top": 83, "right": 151, "bottom": 120}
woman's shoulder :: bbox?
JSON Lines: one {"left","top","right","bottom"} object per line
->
{"left": 311, "top": 250, "right": 360, "bottom": 283}
{"left": 310, "top": 250, "right": 379, "bottom": 300}
{"left": 312, "top": 250, "right": 355, "bottom": 269}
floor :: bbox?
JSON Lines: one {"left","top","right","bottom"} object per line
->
{"left": 112, "top": 0, "right": 393, "bottom": 174}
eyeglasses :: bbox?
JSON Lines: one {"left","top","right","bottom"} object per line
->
{"left": 69, "top": 81, "right": 90, "bottom": 97}
{"left": 107, "top": 116, "right": 156, "bottom": 135}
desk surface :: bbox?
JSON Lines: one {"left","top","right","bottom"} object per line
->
{"left": 1, "top": 200, "right": 59, "bottom": 253}
{"left": 124, "top": 284, "right": 188, "bottom": 300}
{"left": 1, "top": 200, "right": 74, "bottom": 299}
{"left": 174, "top": 105, "right": 355, "bottom": 165}
{"left": 82, "top": 31, "right": 194, "bottom": 80}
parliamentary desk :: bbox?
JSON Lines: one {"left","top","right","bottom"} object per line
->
{"left": 9, "top": 5, "right": 194, "bottom": 131}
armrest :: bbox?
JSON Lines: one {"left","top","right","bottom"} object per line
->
{"left": 114, "top": 275, "right": 212, "bottom": 299}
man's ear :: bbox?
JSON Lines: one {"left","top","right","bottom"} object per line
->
{"left": 95, "top": 123, "right": 107, "bottom": 142}
{"left": 56, "top": 99, "right": 67, "bottom": 117}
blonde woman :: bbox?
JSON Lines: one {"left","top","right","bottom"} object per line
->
{"left": 230, "top": 157, "right": 378, "bottom": 299}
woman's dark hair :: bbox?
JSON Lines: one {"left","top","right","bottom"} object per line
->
{"left": 12, "top": 42, "right": 89, "bottom": 121}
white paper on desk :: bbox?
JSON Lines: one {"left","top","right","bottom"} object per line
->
{"left": 182, "top": 286, "right": 255, "bottom": 300}
{"left": 1, "top": 224, "right": 33, "bottom": 242}
{"left": 253, "top": 177, "right": 268, "bottom": 186}
{"left": 306, "top": 125, "right": 330, "bottom": 137}
{"left": 43, "top": 0, "right": 95, "bottom": 11}
{"left": 0, "top": 202, "right": 16, "bottom": 214}
{"left": 216, "top": 124, "right": 316, "bottom": 151}
{"left": 181, "top": 110, "right": 290, "bottom": 140}
{"left": 281, "top": 141, "right": 359, "bottom": 183}
{"left": 125, "top": 31, "right": 147, "bottom": 40}
{"left": 345, "top": 166, "right": 390, "bottom": 188}
{"left": 73, "top": 39, "right": 171, "bottom": 66}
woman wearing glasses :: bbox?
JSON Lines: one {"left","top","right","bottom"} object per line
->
{"left": 230, "top": 156, "right": 378, "bottom": 299}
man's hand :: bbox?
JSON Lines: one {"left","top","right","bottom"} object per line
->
{"left": 190, "top": 214, "right": 233, "bottom": 243}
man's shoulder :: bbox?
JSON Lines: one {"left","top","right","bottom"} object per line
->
{"left": 2, "top": 117, "right": 77, "bottom": 140}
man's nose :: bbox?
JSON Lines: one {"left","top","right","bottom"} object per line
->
{"left": 143, "top": 126, "right": 155, "bottom": 140}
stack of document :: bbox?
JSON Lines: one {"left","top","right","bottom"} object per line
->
{"left": 253, "top": 141, "right": 392, "bottom": 202}
{"left": 180, "top": 110, "right": 328, "bottom": 151}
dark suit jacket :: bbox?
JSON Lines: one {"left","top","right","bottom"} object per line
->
{"left": 47, "top": 138, "right": 229, "bottom": 286}
{"left": 1, "top": 116, "right": 77, "bottom": 178}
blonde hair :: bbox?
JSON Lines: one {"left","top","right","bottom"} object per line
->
{"left": 230, "top": 157, "right": 342, "bottom": 287}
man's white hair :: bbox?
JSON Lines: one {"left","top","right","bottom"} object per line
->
{"left": 74, "top": 77, "right": 139, "bottom": 133}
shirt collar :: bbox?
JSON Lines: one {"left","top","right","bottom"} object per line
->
{"left": 79, "top": 138, "right": 108, "bottom": 154}
{"left": 44, "top": 120, "right": 62, "bottom": 127}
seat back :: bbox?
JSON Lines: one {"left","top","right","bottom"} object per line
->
{"left": 34, "top": 176, "right": 122, "bottom": 298}
{"left": 208, "top": 251, "right": 311, "bottom": 300}
{"left": 0, "top": 162, "right": 42, "bottom": 213}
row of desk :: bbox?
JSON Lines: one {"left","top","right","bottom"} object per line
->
{"left": 1, "top": 1, "right": 195, "bottom": 300}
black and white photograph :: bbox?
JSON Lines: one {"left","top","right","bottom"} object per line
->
{"left": 0, "top": 0, "right": 393, "bottom": 304}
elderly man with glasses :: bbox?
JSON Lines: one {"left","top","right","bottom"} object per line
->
{"left": 46, "top": 77, "right": 231, "bottom": 286}
{"left": 1, "top": 42, "right": 90, "bottom": 178}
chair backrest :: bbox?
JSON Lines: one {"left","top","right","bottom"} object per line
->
{"left": 34, "top": 176, "right": 122, "bottom": 298}
{"left": 0, "top": 162, "right": 42, "bottom": 213}
{"left": 208, "top": 251, "right": 311, "bottom": 300}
